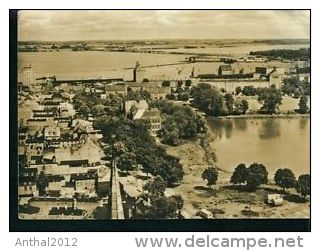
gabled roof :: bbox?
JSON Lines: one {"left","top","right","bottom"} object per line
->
{"left": 142, "top": 108, "right": 161, "bottom": 118}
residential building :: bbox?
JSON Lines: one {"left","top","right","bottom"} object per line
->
{"left": 141, "top": 108, "right": 162, "bottom": 136}
{"left": 22, "top": 65, "right": 35, "bottom": 85}
{"left": 18, "top": 168, "right": 38, "bottom": 197}
{"left": 44, "top": 126, "right": 61, "bottom": 140}
{"left": 218, "top": 64, "right": 233, "bottom": 75}
{"left": 105, "top": 84, "right": 127, "bottom": 98}
{"left": 71, "top": 171, "right": 97, "bottom": 195}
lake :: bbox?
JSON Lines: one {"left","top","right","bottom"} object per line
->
{"left": 18, "top": 42, "right": 308, "bottom": 81}
{"left": 206, "top": 117, "right": 310, "bottom": 176}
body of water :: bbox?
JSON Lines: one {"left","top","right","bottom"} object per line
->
{"left": 207, "top": 117, "right": 310, "bottom": 176}
{"left": 18, "top": 43, "right": 308, "bottom": 81}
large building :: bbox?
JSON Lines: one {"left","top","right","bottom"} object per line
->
{"left": 141, "top": 108, "right": 162, "bottom": 137}
{"left": 22, "top": 65, "right": 35, "bottom": 85}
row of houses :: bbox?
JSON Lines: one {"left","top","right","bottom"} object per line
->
{"left": 18, "top": 92, "right": 112, "bottom": 219}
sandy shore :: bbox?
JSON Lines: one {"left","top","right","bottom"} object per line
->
{"left": 166, "top": 137, "right": 310, "bottom": 219}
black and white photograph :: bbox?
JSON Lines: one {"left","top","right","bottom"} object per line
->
{"left": 12, "top": 9, "right": 310, "bottom": 226}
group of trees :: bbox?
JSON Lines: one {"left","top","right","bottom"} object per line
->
{"left": 190, "top": 83, "right": 249, "bottom": 117}
{"left": 230, "top": 163, "right": 268, "bottom": 190}
{"left": 230, "top": 164, "right": 310, "bottom": 198}
{"left": 274, "top": 168, "right": 310, "bottom": 198}
{"left": 165, "top": 80, "right": 192, "bottom": 101}
{"left": 93, "top": 116, "right": 184, "bottom": 185}
{"left": 137, "top": 176, "right": 184, "bottom": 218}
{"left": 152, "top": 100, "right": 207, "bottom": 146}
{"left": 73, "top": 92, "right": 123, "bottom": 118}
{"left": 236, "top": 85, "right": 283, "bottom": 114}
{"left": 127, "top": 88, "right": 151, "bottom": 101}
{"left": 249, "top": 48, "right": 310, "bottom": 61}
{"left": 282, "top": 77, "right": 310, "bottom": 98}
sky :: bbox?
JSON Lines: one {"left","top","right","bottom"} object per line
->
{"left": 18, "top": 10, "right": 310, "bottom": 41}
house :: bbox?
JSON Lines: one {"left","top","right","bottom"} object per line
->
{"left": 105, "top": 84, "right": 127, "bottom": 98}
{"left": 268, "top": 67, "right": 284, "bottom": 88}
{"left": 141, "top": 108, "right": 162, "bottom": 136}
{"left": 25, "top": 140, "right": 44, "bottom": 164}
{"left": 218, "top": 65, "right": 233, "bottom": 75}
{"left": 18, "top": 168, "right": 38, "bottom": 197}
{"left": 27, "top": 118, "right": 58, "bottom": 131}
{"left": 255, "top": 67, "right": 274, "bottom": 75}
{"left": 44, "top": 126, "right": 61, "bottom": 140}
{"left": 22, "top": 65, "right": 35, "bottom": 85}
{"left": 71, "top": 171, "right": 97, "bottom": 195}
{"left": 46, "top": 175, "right": 65, "bottom": 196}
{"left": 143, "top": 86, "right": 171, "bottom": 100}
{"left": 53, "top": 138, "right": 101, "bottom": 166}
{"left": 97, "top": 167, "right": 111, "bottom": 196}
{"left": 28, "top": 197, "right": 101, "bottom": 219}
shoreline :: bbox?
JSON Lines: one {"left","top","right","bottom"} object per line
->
{"left": 206, "top": 113, "right": 310, "bottom": 120}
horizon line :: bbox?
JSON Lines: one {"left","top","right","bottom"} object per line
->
{"left": 18, "top": 38, "right": 310, "bottom": 43}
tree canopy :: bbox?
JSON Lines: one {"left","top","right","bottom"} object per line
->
{"left": 274, "top": 168, "right": 296, "bottom": 191}
{"left": 94, "top": 116, "right": 184, "bottom": 185}
{"left": 230, "top": 163, "right": 248, "bottom": 185}
{"left": 296, "top": 174, "right": 310, "bottom": 198}
{"left": 258, "top": 87, "right": 282, "bottom": 114}
{"left": 246, "top": 163, "right": 268, "bottom": 190}
{"left": 202, "top": 166, "right": 218, "bottom": 188}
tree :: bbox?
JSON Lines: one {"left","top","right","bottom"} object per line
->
{"left": 242, "top": 86, "right": 257, "bottom": 96}
{"left": 93, "top": 116, "right": 185, "bottom": 185}
{"left": 274, "top": 168, "right": 296, "bottom": 191}
{"left": 37, "top": 171, "right": 48, "bottom": 196}
{"left": 230, "top": 163, "right": 247, "bottom": 185}
{"left": 117, "top": 152, "right": 137, "bottom": 172}
{"left": 144, "top": 176, "right": 167, "bottom": 200}
{"left": 177, "top": 92, "right": 189, "bottom": 101}
{"left": 92, "top": 104, "right": 105, "bottom": 117}
{"left": 210, "top": 92, "right": 224, "bottom": 117}
{"left": 190, "top": 83, "right": 214, "bottom": 114}
{"left": 246, "top": 163, "right": 268, "bottom": 190}
{"left": 241, "top": 100, "right": 249, "bottom": 114}
{"left": 185, "top": 79, "right": 192, "bottom": 87}
{"left": 158, "top": 155, "right": 184, "bottom": 186}
{"left": 166, "top": 93, "right": 176, "bottom": 100}
{"left": 258, "top": 87, "right": 282, "bottom": 114}
{"left": 78, "top": 105, "right": 90, "bottom": 117}
{"left": 171, "top": 194, "right": 184, "bottom": 212}
{"left": 141, "top": 90, "right": 151, "bottom": 100}
{"left": 235, "top": 86, "right": 242, "bottom": 95}
{"left": 224, "top": 93, "right": 234, "bottom": 114}
{"left": 148, "top": 195, "right": 181, "bottom": 218}
{"left": 298, "top": 95, "right": 309, "bottom": 114}
{"left": 202, "top": 166, "right": 218, "bottom": 188}
{"left": 296, "top": 174, "right": 310, "bottom": 199}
